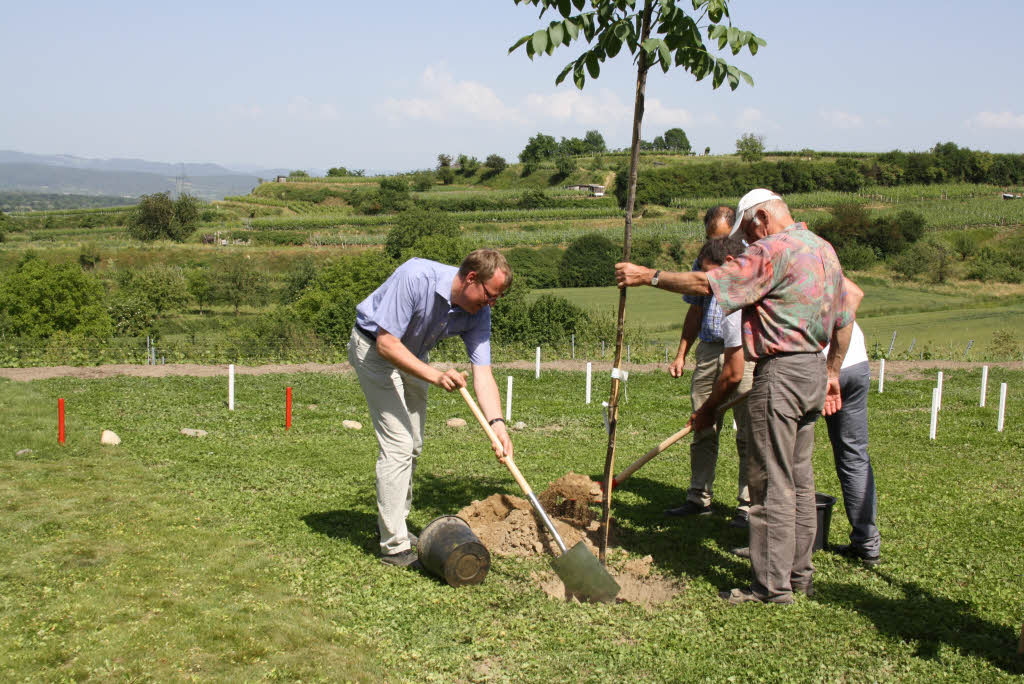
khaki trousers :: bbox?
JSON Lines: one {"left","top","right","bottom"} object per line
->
{"left": 747, "top": 352, "right": 826, "bottom": 602}
{"left": 347, "top": 327, "right": 429, "bottom": 555}
{"left": 687, "top": 340, "right": 755, "bottom": 510}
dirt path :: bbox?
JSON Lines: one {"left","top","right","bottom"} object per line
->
{"left": 1, "top": 359, "right": 1020, "bottom": 383}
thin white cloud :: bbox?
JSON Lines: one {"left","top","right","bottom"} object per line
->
{"left": 286, "top": 96, "right": 340, "bottom": 122}
{"left": 379, "top": 66, "right": 522, "bottom": 124}
{"left": 968, "top": 111, "right": 1024, "bottom": 129}
{"left": 820, "top": 109, "right": 864, "bottom": 129}
{"left": 523, "top": 88, "right": 630, "bottom": 125}
{"left": 734, "top": 108, "right": 777, "bottom": 131}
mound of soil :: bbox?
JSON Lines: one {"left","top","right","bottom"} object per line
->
{"left": 533, "top": 554, "right": 685, "bottom": 608}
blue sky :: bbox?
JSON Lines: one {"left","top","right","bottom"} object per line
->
{"left": 3, "top": 1, "right": 1022, "bottom": 174}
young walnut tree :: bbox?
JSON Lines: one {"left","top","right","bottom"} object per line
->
{"left": 509, "top": 0, "right": 764, "bottom": 560}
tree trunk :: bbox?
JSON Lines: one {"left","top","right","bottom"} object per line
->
{"left": 599, "top": 0, "right": 654, "bottom": 564}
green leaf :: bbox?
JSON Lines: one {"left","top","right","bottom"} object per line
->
{"left": 508, "top": 34, "right": 530, "bottom": 54}
{"left": 557, "top": 0, "right": 571, "bottom": 17}
{"left": 564, "top": 18, "right": 579, "bottom": 40}
{"left": 727, "top": 64, "right": 739, "bottom": 90}
{"left": 606, "top": 34, "right": 622, "bottom": 58}
{"left": 555, "top": 62, "right": 574, "bottom": 86}
{"left": 739, "top": 68, "right": 754, "bottom": 87}
{"left": 586, "top": 52, "right": 600, "bottom": 78}
{"left": 712, "top": 60, "right": 726, "bottom": 88}
{"left": 531, "top": 29, "right": 548, "bottom": 56}
{"left": 658, "top": 39, "right": 671, "bottom": 68}
{"left": 572, "top": 0, "right": 585, "bottom": 10}
{"left": 549, "top": 22, "right": 564, "bottom": 47}
{"left": 573, "top": 63, "right": 585, "bottom": 89}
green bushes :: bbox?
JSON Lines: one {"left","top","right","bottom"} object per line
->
{"left": 504, "top": 246, "right": 563, "bottom": 289}
{"left": 559, "top": 233, "right": 618, "bottom": 287}
{"left": 384, "top": 207, "right": 458, "bottom": 260}
{"left": 815, "top": 203, "right": 926, "bottom": 260}
{"left": 0, "top": 257, "right": 112, "bottom": 339}
{"left": 291, "top": 251, "right": 394, "bottom": 343}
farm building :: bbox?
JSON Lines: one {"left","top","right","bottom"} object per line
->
{"left": 564, "top": 183, "right": 606, "bottom": 197}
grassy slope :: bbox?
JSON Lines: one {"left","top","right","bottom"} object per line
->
{"left": 2, "top": 370, "right": 1022, "bottom": 681}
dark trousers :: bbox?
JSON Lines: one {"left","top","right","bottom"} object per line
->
{"left": 747, "top": 353, "right": 826, "bottom": 602}
{"left": 824, "top": 360, "right": 880, "bottom": 555}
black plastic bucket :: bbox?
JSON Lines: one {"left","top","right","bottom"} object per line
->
{"left": 814, "top": 492, "right": 837, "bottom": 551}
{"left": 417, "top": 515, "right": 490, "bottom": 587}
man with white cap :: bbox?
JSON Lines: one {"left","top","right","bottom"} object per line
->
{"left": 615, "top": 189, "right": 854, "bottom": 604}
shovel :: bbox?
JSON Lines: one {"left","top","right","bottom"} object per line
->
{"left": 601, "top": 392, "right": 749, "bottom": 495}
{"left": 459, "top": 386, "right": 621, "bottom": 603}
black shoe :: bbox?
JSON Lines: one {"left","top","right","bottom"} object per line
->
{"left": 408, "top": 532, "right": 419, "bottom": 548}
{"left": 665, "top": 501, "right": 712, "bottom": 517}
{"left": 730, "top": 546, "right": 750, "bottom": 559}
{"left": 380, "top": 549, "right": 419, "bottom": 567}
{"left": 792, "top": 581, "right": 815, "bottom": 597}
{"left": 729, "top": 510, "right": 749, "bottom": 528}
{"left": 832, "top": 543, "right": 881, "bottom": 566}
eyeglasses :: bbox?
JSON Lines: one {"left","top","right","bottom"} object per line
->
{"left": 478, "top": 279, "right": 502, "bottom": 303}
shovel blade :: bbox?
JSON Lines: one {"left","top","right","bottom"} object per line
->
{"left": 550, "top": 541, "right": 620, "bottom": 603}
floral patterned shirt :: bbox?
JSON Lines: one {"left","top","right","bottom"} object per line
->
{"left": 706, "top": 223, "right": 852, "bottom": 360}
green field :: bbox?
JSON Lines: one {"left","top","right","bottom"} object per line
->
{"left": 2, "top": 369, "right": 1022, "bottom": 681}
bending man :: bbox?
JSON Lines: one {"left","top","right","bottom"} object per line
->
{"left": 348, "top": 249, "right": 514, "bottom": 567}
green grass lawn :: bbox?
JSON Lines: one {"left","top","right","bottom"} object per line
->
{"left": 2, "top": 368, "right": 1022, "bottom": 681}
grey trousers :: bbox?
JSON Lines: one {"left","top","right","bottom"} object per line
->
{"left": 824, "top": 360, "right": 880, "bottom": 556}
{"left": 687, "top": 340, "right": 755, "bottom": 511}
{"left": 747, "top": 353, "right": 826, "bottom": 603}
{"left": 347, "top": 327, "right": 429, "bottom": 555}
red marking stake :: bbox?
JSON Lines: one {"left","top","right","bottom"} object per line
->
{"left": 58, "top": 398, "right": 65, "bottom": 444}
{"left": 286, "top": 387, "right": 292, "bottom": 430}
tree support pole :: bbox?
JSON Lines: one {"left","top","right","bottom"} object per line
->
{"left": 600, "top": 0, "right": 653, "bottom": 563}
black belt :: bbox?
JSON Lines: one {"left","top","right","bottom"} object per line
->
{"left": 355, "top": 324, "right": 377, "bottom": 342}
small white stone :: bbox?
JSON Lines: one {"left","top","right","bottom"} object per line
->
{"left": 342, "top": 420, "right": 362, "bottom": 430}
{"left": 100, "top": 430, "right": 121, "bottom": 446}
{"left": 180, "top": 428, "right": 208, "bottom": 438}
{"left": 15, "top": 448, "right": 33, "bottom": 456}
{"left": 446, "top": 418, "right": 467, "bottom": 428}
{"left": 307, "top": 404, "right": 318, "bottom": 410}
{"left": 513, "top": 421, "right": 527, "bottom": 431}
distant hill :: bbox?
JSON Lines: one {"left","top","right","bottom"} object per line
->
{"left": 0, "top": 160, "right": 261, "bottom": 201}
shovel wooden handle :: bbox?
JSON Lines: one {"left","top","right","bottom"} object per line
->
{"left": 608, "top": 391, "right": 750, "bottom": 491}
{"left": 458, "top": 386, "right": 534, "bottom": 498}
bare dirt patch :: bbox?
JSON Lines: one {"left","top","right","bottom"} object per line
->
{"left": 457, "top": 482, "right": 684, "bottom": 607}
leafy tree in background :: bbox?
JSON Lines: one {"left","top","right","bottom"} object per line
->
{"left": 436, "top": 154, "right": 452, "bottom": 170}
{"left": 411, "top": 171, "right": 436, "bottom": 191}
{"left": 663, "top": 127, "right": 691, "bottom": 153}
{"left": 327, "top": 166, "right": 366, "bottom": 177}
{"left": 125, "top": 264, "right": 190, "bottom": 316}
{"left": 555, "top": 155, "right": 576, "bottom": 178}
{"left": 291, "top": 251, "right": 394, "bottom": 342}
{"left": 384, "top": 207, "right": 458, "bottom": 260}
{"left": 519, "top": 132, "right": 559, "bottom": 164}
{"left": 127, "top": 192, "right": 200, "bottom": 242}
{"left": 559, "top": 136, "right": 588, "bottom": 157}
{"left": 484, "top": 154, "right": 508, "bottom": 175}
{"left": 583, "top": 129, "right": 606, "bottom": 153}
{"left": 288, "top": 170, "right": 309, "bottom": 178}
{"left": 187, "top": 267, "right": 217, "bottom": 314}
{"left": 652, "top": 135, "right": 666, "bottom": 150}
{"left": 736, "top": 132, "right": 765, "bottom": 162}
{"left": 214, "top": 255, "right": 270, "bottom": 315}
{"left": 0, "top": 256, "right": 112, "bottom": 339}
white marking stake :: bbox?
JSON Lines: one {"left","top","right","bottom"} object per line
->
{"left": 506, "top": 376, "right": 513, "bottom": 421}
{"left": 585, "top": 362, "right": 592, "bottom": 404}
{"left": 878, "top": 359, "right": 885, "bottom": 394}
{"left": 228, "top": 364, "right": 235, "bottom": 411}
{"left": 997, "top": 383, "right": 1007, "bottom": 432}
{"left": 929, "top": 387, "right": 939, "bottom": 440}
{"left": 936, "top": 371, "right": 944, "bottom": 411}
{"left": 980, "top": 366, "right": 988, "bottom": 407}
{"left": 535, "top": 346, "right": 541, "bottom": 379}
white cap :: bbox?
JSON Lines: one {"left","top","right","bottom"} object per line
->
{"left": 731, "top": 188, "right": 782, "bottom": 235}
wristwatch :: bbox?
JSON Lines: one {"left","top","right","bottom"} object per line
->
{"left": 651, "top": 269, "right": 661, "bottom": 287}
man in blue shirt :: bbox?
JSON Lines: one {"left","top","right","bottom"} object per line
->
{"left": 348, "top": 249, "right": 514, "bottom": 567}
{"left": 665, "top": 206, "right": 754, "bottom": 527}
